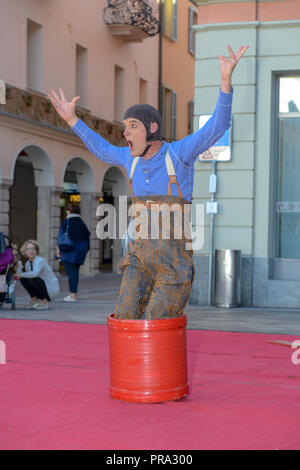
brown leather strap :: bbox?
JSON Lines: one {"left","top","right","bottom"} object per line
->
{"left": 129, "top": 151, "right": 183, "bottom": 200}
{"left": 168, "top": 175, "right": 183, "bottom": 198}
{"left": 129, "top": 178, "right": 136, "bottom": 204}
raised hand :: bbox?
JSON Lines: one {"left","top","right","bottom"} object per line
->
{"left": 48, "top": 88, "right": 80, "bottom": 127}
{"left": 219, "top": 45, "right": 249, "bottom": 92}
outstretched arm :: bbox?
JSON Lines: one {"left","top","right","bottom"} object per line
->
{"left": 48, "top": 88, "right": 129, "bottom": 167}
{"left": 172, "top": 45, "right": 249, "bottom": 164}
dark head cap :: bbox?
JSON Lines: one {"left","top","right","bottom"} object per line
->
{"left": 123, "top": 104, "right": 162, "bottom": 142}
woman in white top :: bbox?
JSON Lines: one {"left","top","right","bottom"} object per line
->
{"left": 14, "top": 240, "right": 59, "bottom": 310}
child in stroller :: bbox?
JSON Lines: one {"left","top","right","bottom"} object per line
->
{"left": 0, "top": 233, "right": 20, "bottom": 310}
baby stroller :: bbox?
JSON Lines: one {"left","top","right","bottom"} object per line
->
{"left": 0, "top": 233, "right": 16, "bottom": 310}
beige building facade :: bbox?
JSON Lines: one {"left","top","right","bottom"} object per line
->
{"left": 0, "top": 0, "right": 159, "bottom": 274}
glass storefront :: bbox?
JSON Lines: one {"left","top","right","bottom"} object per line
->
{"left": 274, "top": 76, "right": 300, "bottom": 278}
{"left": 273, "top": 76, "right": 300, "bottom": 280}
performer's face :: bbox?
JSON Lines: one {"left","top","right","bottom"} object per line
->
{"left": 123, "top": 118, "right": 147, "bottom": 157}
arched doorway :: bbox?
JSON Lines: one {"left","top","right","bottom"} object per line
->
{"left": 99, "top": 166, "right": 128, "bottom": 272}
{"left": 60, "top": 157, "right": 94, "bottom": 274}
{"left": 60, "top": 157, "right": 94, "bottom": 222}
{"left": 10, "top": 150, "right": 36, "bottom": 247}
{"left": 10, "top": 145, "right": 53, "bottom": 251}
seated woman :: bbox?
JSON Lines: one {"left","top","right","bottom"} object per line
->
{"left": 15, "top": 240, "right": 59, "bottom": 310}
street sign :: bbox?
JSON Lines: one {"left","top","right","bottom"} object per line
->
{"left": 198, "top": 114, "right": 232, "bottom": 161}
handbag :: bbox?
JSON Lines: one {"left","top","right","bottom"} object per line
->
{"left": 58, "top": 219, "right": 75, "bottom": 253}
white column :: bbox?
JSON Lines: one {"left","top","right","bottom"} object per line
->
{"left": 36, "top": 186, "right": 51, "bottom": 262}
{"left": 80, "top": 191, "right": 101, "bottom": 275}
{"left": 50, "top": 187, "right": 63, "bottom": 272}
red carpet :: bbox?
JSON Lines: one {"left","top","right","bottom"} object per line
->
{"left": 0, "top": 319, "right": 299, "bottom": 450}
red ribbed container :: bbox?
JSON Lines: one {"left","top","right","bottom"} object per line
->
{"left": 107, "top": 314, "right": 189, "bottom": 403}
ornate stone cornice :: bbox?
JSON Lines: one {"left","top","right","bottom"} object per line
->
{"left": 0, "top": 85, "right": 126, "bottom": 146}
{"left": 193, "top": 19, "right": 300, "bottom": 31}
{"left": 194, "top": 0, "right": 284, "bottom": 5}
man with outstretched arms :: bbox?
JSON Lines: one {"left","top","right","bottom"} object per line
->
{"left": 49, "top": 46, "right": 248, "bottom": 320}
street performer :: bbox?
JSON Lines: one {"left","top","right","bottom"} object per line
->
{"left": 49, "top": 45, "right": 248, "bottom": 320}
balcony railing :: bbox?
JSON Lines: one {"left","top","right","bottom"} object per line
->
{"left": 103, "top": 0, "right": 159, "bottom": 42}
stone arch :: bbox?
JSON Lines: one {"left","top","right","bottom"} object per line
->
{"left": 60, "top": 156, "right": 95, "bottom": 238}
{"left": 99, "top": 166, "right": 128, "bottom": 272}
{"left": 61, "top": 156, "right": 95, "bottom": 194}
{"left": 10, "top": 144, "right": 55, "bottom": 257}
{"left": 60, "top": 157, "right": 95, "bottom": 275}
{"left": 101, "top": 166, "right": 128, "bottom": 198}
{"left": 11, "top": 144, "right": 54, "bottom": 187}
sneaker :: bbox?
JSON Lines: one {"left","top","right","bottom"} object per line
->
{"left": 64, "top": 295, "right": 77, "bottom": 302}
{"left": 24, "top": 300, "right": 40, "bottom": 309}
{"left": 33, "top": 302, "right": 49, "bottom": 310}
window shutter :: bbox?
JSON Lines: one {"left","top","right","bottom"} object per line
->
{"left": 161, "top": 85, "right": 166, "bottom": 139}
{"left": 172, "top": 0, "right": 178, "bottom": 41}
{"left": 161, "top": 0, "right": 166, "bottom": 35}
{"left": 188, "top": 100, "right": 194, "bottom": 135}
{"left": 171, "top": 91, "right": 177, "bottom": 140}
{"left": 188, "top": 8, "right": 195, "bottom": 55}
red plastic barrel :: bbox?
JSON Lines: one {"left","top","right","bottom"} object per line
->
{"left": 107, "top": 313, "right": 189, "bottom": 403}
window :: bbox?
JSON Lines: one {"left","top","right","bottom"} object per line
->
{"left": 161, "top": 86, "right": 177, "bottom": 141}
{"left": 27, "top": 19, "right": 43, "bottom": 92}
{"left": 139, "top": 78, "right": 147, "bottom": 104}
{"left": 75, "top": 44, "right": 88, "bottom": 109}
{"left": 114, "top": 65, "right": 125, "bottom": 122}
{"left": 188, "top": 7, "right": 197, "bottom": 55}
{"left": 275, "top": 76, "right": 300, "bottom": 259}
{"left": 162, "top": 0, "right": 178, "bottom": 41}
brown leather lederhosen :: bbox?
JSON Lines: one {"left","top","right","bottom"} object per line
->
{"left": 114, "top": 150, "right": 195, "bottom": 319}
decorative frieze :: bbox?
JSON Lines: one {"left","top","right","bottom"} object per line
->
{"left": 0, "top": 85, "right": 126, "bottom": 146}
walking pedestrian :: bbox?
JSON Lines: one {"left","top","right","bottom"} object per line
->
{"left": 57, "top": 204, "right": 90, "bottom": 302}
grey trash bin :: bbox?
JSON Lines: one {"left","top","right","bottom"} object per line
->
{"left": 213, "top": 249, "right": 242, "bottom": 308}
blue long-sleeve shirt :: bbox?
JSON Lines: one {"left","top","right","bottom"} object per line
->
{"left": 71, "top": 89, "right": 233, "bottom": 202}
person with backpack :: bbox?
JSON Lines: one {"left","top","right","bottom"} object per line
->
{"left": 56, "top": 204, "right": 90, "bottom": 302}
